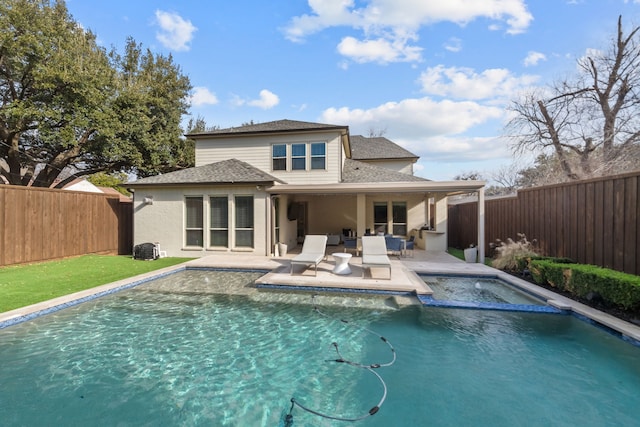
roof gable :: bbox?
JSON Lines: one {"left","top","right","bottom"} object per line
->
{"left": 350, "top": 135, "right": 418, "bottom": 161}
{"left": 126, "top": 158, "right": 283, "bottom": 186}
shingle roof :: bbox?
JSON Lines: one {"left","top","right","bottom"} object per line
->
{"left": 342, "top": 159, "right": 429, "bottom": 183}
{"left": 125, "top": 158, "right": 283, "bottom": 186}
{"left": 187, "top": 119, "right": 348, "bottom": 137}
{"left": 350, "top": 135, "right": 418, "bottom": 160}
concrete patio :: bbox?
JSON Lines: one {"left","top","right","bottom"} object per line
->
{"left": 185, "top": 246, "right": 489, "bottom": 296}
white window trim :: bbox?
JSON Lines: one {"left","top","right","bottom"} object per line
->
{"left": 271, "top": 141, "right": 327, "bottom": 172}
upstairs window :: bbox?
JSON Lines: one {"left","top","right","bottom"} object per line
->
{"left": 272, "top": 144, "right": 286, "bottom": 171}
{"left": 291, "top": 143, "right": 306, "bottom": 170}
{"left": 310, "top": 142, "right": 326, "bottom": 170}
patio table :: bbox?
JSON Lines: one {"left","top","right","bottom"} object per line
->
{"left": 331, "top": 252, "right": 352, "bottom": 275}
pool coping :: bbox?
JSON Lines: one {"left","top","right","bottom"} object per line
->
{"left": 0, "top": 263, "right": 189, "bottom": 329}
{"left": 1, "top": 254, "right": 639, "bottom": 346}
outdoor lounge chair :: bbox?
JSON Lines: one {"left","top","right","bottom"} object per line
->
{"left": 361, "top": 236, "right": 392, "bottom": 280}
{"left": 290, "top": 235, "right": 327, "bottom": 276}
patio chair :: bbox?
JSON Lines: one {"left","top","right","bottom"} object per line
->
{"left": 384, "top": 236, "right": 404, "bottom": 257}
{"left": 404, "top": 235, "right": 415, "bottom": 257}
{"left": 290, "top": 235, "right": 327, "bottom": 276}
{"left": 361, "top": 236, "right": 392, "bottom": 280}
{"left": 343, "top": 237, "right": 359, "bottom": 256}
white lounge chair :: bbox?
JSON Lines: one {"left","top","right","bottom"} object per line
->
{"left": 361, "top": 236, "right": 391, "bottom": 279}
{"left": 290, "top": 235, "right": 327, "bottom": 276}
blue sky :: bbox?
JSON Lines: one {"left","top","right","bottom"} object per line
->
{"left": 66, "top": 0, "right": 640, "bottom": 181}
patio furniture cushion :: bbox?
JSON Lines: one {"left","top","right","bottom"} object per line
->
{"left": 405, "top": 236, "right": 415, "bottom": 257}
{"left": 343, "top": 237, "right": 359, "bottom": 256}
{"left": 290, "top": 235, "right": 327, "bottom": 276}
{"left": 327, "top": 234, "right": 340, "bottom": 245}
{"left": 384, "top": 236, "right": 404, "bottom": 256}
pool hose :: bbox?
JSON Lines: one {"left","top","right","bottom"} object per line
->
{"left": 283, "top": 295, "right": 396, "bottom": 424}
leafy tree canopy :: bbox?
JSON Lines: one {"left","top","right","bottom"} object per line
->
{"left": 86, "top": 171, "right": 130, "bottom": 196}
{"left": 0, "top": 0, "right": 193, "bottom": 187}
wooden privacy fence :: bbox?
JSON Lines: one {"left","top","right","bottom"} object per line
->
{"left": 0, "top": 185, "right": 133, "bottom": 267}
{"left": 448, "top": 171, "right": 640, "bottom": 276}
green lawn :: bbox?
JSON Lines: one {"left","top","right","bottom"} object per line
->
{"left": 0, "top": 255, "right": 191, "bottom": 313}
{"left": 448, "top": 247, "right": 493, "bottom": 266}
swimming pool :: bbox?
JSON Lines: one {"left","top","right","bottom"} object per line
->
{"left": 422, "top": 275, "right": 546, "bottom": 305}
{"left": 1, "top": 269, "right": 639, "bottom": 426}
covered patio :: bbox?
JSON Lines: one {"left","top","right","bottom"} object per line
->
{"left": 266, "top": 180, "right": 486, "bottom": 263}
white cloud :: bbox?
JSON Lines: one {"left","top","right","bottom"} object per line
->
{"left": 285, "top": 0, "right": 532, "bottom": 40}
{"left": 320, "top": 93, "right": 514, "bottom": 174}
{"left": 337, "top": 36, "right": 422, "bottom": 64}
{"left": 321, "top": 96, "right": 503, "bottom": 138}
{"left": 418, "top": 65, "right": 539, "bottom": 100}
{"left": 189, "top": 87, "right": 218, "bottom": 106}
{"left": 234, "top": 90, "right": 280, "bottom": 109}
{"left": 403, "top": 135, "right": 511, "bottom": 162}
{"left": 443, "top": 37, "right": 462, "bottom": 52}
{"left": 523, "top": 51, "right": 547, "bottom": 67}
{"left": 284, "top": 0, "right": 533, "bottom": 63}
{"left": 154, "top": 10, "right": 197, "bottom": 51}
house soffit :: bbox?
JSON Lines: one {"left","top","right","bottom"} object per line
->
{"left": 266, "top": 181, "right": 485, "bottom": 196}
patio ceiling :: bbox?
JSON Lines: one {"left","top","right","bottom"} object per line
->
{"left": 266, "top": 180, "right": 485, "bottom": 196}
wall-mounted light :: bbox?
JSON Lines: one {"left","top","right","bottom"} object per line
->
{"left": 256, "top": 185, "right": 263, "bottom": 191}
{"left": 143, "top": 196, "right": 153, "bottom": 205}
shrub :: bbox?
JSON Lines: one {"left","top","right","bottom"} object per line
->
{"left": 491, "top": 233, "right": 539, "bottom": 271}
{"left": 570, "top": 264, "right": 640, "bottom": 311}
{"left": 529, "top": 259, "right": 640, "bottom": 311}
{"left": 527, "top": 257, "right": 576, "bottom": 288}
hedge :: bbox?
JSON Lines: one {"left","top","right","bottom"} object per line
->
{"left": 527, "top": 258, "right": 640, "bottom": 311}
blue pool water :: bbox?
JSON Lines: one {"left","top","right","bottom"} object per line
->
{"left": 1, "top": 269, "right": 639, "bottom": 426}
{"left": 422, "top": 275, "right": 546, "bottom": 305}
{"left": 419, "top": 274, "right": 566, "bottom": 314}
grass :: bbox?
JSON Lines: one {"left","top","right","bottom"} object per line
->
{"left": 447, "top": 247, "right": 465, "bottom": 260}
{"left": 447, "top": 247, "right": 493, "bottom": 266}
{"left": 0, "top": 255, "right": 192, "bottom": 313}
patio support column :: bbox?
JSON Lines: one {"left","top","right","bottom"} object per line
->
{"left": 356, "top": 193, "right": 366, "bottom": 237}
{"left": 267, "top": 195, "right": 274, "bottom": 256}
{"left": 477, "top": 187, "right": 485, "bottom": 263}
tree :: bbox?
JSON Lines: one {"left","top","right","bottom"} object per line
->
{"left": 506, "top": 16, "right": 640, "bottom": 181}
{"left": 102, "top": 38, "right": 192, "bottom": 178}
{"left": 177, "top": 115, "right": 221, "bottom": 169}
{"left": 453, "top": 171, "right": 484, "bottom": 181}
{"left": 367, "top": 126, "right": 387, "bottom": 137}
{"left": 0, "top": 0, "right": 192, "bottom": 187}
{"left": 87, "top": 172, "right": 130, "bottom": 196}
{"left": 489, "top": 163, "right": 521, "bottom": 193}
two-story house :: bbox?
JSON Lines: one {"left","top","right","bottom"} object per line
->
{"left": 126, "top": 119, "right": 485, "bottom": 259}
